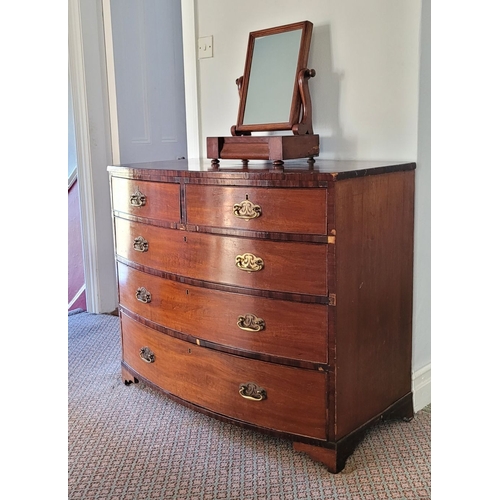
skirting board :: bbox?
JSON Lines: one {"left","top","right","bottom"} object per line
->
{"left": 412, "top": 363, "right": 431, "bottom": 411}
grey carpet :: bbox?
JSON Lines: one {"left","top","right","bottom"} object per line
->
{"left": 68, "top": 311, "right": 430, "bottom": 499}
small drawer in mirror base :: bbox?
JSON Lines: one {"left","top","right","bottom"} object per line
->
{"left": 207, "top": 135, "right": 319, "bottom": 166}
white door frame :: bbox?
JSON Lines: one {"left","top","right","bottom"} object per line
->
{"left": 69, "top": 0, "right": 200, "bottom": 313}
{"left": 179, "top": 0, "right": 202, "bottom": 160}
{"left": 69, "top": 0, "right": 107, "bottom": 314}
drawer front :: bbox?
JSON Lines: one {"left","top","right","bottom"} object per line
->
{"left": 118, "top": 263, "right": 328, "bottom": 363}
{"left": 115, "top": 218, "right": 327, "bottom": 296}
{"left": 121, "top": 314, "right": 327, "bottom": 439}
{"left": 186, "top": 184, "right": 327, "bottom": 235}
{"left": 111, "top": 176, "right": 180, "bottom": 222}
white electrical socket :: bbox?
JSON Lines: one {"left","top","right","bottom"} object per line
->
{"left": 198, "top": 36, "right": 213, "bottom": 59}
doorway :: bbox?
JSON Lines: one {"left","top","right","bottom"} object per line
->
{"left": 69, "top": 0, "right": 193, "bottom": 313}
{"left": 68, "top": 80, "right": 86, "bottom": 313}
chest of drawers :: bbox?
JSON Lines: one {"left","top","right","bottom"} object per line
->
{"left": 108, "top": 159, "right": 416, "bottom": 473}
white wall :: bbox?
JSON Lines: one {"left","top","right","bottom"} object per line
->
{"left": 194, "top": 0, "right": 430, "bottom": 406}
{"left": 196, "top": 0, "right": 421, "bottom": 160}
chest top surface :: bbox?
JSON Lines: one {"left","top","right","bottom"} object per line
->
{"left": 107, "top": 159, "right": 415, "bottom": 182}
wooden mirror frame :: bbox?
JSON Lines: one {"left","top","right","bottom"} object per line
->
{"left": 232, "top": 20, "right": 314, "bottom": 136}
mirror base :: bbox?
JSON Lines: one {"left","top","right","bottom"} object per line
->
{"left": 207, "top": 134, "right": 319, "bottom": 166}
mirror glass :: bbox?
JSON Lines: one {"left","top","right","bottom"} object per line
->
{"left": 243, "top": 29, "right": 302, "bottom": 125}
{"left": 234, "top": 21, "right": 313, "bottom": 134}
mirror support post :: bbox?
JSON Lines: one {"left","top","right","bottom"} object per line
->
{"left": 293, "top": 68, "right": 316, "bottom": 136}
{"left": 231, "top": 76, "right": 252, "bottom": 137}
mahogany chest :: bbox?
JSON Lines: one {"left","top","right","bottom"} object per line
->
{"left": 108, "top": 159, "right": 416, "bottom": 473}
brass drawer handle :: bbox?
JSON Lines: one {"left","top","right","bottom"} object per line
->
{"left": 130, "top": 188, "right": 147, "bottom": 207}
{"left": 133, "top": 236, "right": 149, "bottom": 252}
{"left": 135, "top": 287, "right": 152, "bottom": 304}
{"left": 239, "top": 382, "right": 267, "bottom": 401}
{"left": 235, "top": 253, "right": 264, "bottom": 272}
{"left": 233, "top": 198, "right": 262, "bottom": 220}
{"left": 139, "top": 346, "right": 155, "bottom": 363}
{"left": 237, "top": 313, "right": 265, "bottom": 332}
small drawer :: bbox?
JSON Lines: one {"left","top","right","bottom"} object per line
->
{"left": 121, "top": 314, "right": 327, "bottom": 439}
{"left": 186, "top": 185, "right": 327, "bottom": 235}
{"left": 118, "top": 263, "right": 328, "bottom": 363}
{"left": 111, "top": 176, "right": 180, "bottom": 222}
{"left": 114, "top": 218, "right": 327, "bottom": 296}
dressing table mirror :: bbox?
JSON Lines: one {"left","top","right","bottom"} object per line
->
{"left": 207, "top": 21, "right": 319, "bottom": 169}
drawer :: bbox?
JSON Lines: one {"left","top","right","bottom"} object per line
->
{"left": 118, "top": 263, "right": 328, "bottom": 363}
{"left": 111, "top": 176, "right": 180, "bottom": 222}
{"left": 114, "top": 218, "right": 327, "bottom": 296}
{"left": 121, "top": 314, "right": 327, "bottom": 439}
{"left": 186, "top": 185, "right": 327, "bottom": 235}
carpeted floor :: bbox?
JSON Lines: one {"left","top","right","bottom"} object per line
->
{"left": 68, "top": 311, "right": 430, "bottom": 499}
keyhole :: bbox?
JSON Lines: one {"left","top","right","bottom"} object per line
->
{"left": 245, "top": 193, "right": 249, "bottom": 200}
{"left": 183, "top": 236, "right": 187, "bottom": 242}
{"left": 186, "top": 289, "right": 189, "bottom": 295}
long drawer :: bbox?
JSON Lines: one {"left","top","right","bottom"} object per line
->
{"left": 185, "top": 184, "right": 327, "bottom": 234}
{"left": 111, "top": 177, "right": 180, "bottom": 222}
{"left": 121, "top": 314, "right": 327, "bottom": 439}
{"left": 117, "top": 263, "right": 328, "bottom": 363}
{"left": 114, "top": 217, "right": 327, "bottom": 296}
